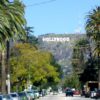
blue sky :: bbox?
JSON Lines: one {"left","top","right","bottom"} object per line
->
{"left": 22, "top": 0, "right": 100, "bottom": 36}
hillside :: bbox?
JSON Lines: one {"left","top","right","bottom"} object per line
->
{"left": 38, "top": 33, "right": 86, "bottom": 77}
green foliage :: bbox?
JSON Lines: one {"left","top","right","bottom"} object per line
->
{"left": 63, "top": 72, "right": 81, "bottom": 89}
{"left": 83, "top": 6, "right": 100, "bottom": 84}
{"left": 71, "top": 37, "right": 98, "bottom": 86}
{"left": 86, "top": 6, "right": 100, "bottom": 57}
{"left": 72, "top": 6, "right": 100, "bottom": 84}
{"left": 79, "top": 57, "right": 98, "bottom": 83}
{"left": 10, "top": 43, "right": 61, "bottom": 91}
{"left": 0, "top": 0, "right": 26, "bottom": 93}
{"left": 23, "top": 26, "right": 38, "bottom": 46}
{"left": 0, "top": 0, "right": 26, "bottom": 47}
{"left": 72, "top": 38, "right": 89, "bottom": 74}
{"left": 86, "top": 7, "right": 100, "bottom": 41}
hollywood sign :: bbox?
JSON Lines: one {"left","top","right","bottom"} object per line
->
{"left": 42, "top": 37, "right": 70, "bottom": 42}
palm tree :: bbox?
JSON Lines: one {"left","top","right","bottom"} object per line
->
{"left": 85, "top": 6, "right": 100, "bottom": 65}
{"left": 86, "top": 7, "right": 100, "bottom": 42}
{"left": 85, "top": 6, "right": 100, "bottom": 88}
{"left": 24, "top": 26, "right": 38, "bottom": 46}
{"left": 25, "top": 26, "right": 34, "bottom": 42}
{"left": 0, "top": 0, "right": 26, "bottom": 93}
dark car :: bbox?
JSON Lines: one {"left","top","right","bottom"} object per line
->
{"left": 0, "top": 95, "right": 3, "bottom": 100}
{"left": 9, "top": 92, "right": 19, "bottom": 100}
{"left": 18, "top": 92, "right": 28, "bottom": 100}
{"left": 1, "top": 94, "right": 13, "bottom": 100}
{"left": 95, "top": 90, "right": 100, "bottom": 99}
{"left": 65, "top": 89, "right": 73, "bottom": 96}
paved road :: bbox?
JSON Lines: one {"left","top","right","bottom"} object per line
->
{"left": 38, "top": 93, "right": 95, "bottom": 100}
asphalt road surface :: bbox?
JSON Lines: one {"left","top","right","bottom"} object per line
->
{"left": 38, "top": 93, "right": 96, "bottom": 100}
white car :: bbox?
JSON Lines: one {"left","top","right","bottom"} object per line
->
{"left": 34, "top": 90, "right": 39, "bottom": 98}
{"left": 90, "top": 91, "right": 96, "bottom": 98}
{"left": 25, "top": 91, "right": 35, "bottom": 100}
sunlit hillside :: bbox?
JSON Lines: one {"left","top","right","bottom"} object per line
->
{"left": 38, "top": 33, "right": 86, "bottom": 77}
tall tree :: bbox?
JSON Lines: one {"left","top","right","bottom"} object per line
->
{"left": 10, "top": 43, "right": 60, "bottom": 91}
{"left": 24, "top": 26, "right": 38, "bottom": 45}
{"left": 0, "top": 0, "right": 26, "bottom": 93}
{"left": 25, "top": 26, "right": 34, "bottom": 40}
{"left": 86, "top": 6, "right": 100, "bottom": 56}
{"left": 72, "top": 38, "right": 89, "bottom": 74}
{"left": 85, "top": 6, "right": 100, "bottom": 88}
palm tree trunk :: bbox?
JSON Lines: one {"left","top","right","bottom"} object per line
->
{"left": 6, "top": 41, "right": 10, "bottom": 93}
{"left": 1, "top": 49, "right": 6, "bottom": 94}
{"left": 6, "top": 41, "right": 10, "bottom": 74}
{"left": 98, "top": 53, "right": 100, "bottom": 89}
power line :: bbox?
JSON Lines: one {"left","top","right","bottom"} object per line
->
{"left": 25, "top": 0, "right": 56, "bottom": 7}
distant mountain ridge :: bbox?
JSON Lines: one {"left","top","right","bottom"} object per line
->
{"left": 38, "top": 33, "right": 86, "bottom": 76}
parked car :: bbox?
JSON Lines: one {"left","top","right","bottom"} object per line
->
{"left": 90, "top": 91, "right": 96, "bottom": 98}
{"left": 18, "top": 92, "right": 28, "bottom": 100}
{"left": 9, "top": 92, "right": 19, "bottom": 100}
{"left": 39, "top": 89, "right": 47, "bottom": 97}
{"left": 2, "top": 94, "right": 13, "bottom": 100}
{"left": 95, "top": 90, "right": 100, "bottom": 99}
{"left": 65, "top": 89, "right": 73, "bottom": 96}
{"left": 0, "top": 95, "right": 3, "bottom": 100}
{"left": 53, "top": 91, "right": 58, "bottom": 95}
{"left": 25, "top": 91, "right": 35, "bottom": 100}
{"left": 33, "top": 90, "right": 39, "bottom": 98}
{"left": 81, "top": 90, "right": 85, "bottom": 96}
{"left": 84, "top": 91, "right": 90, "bottom": 98}
{"left": 73, "top": 90, "right": 80, "bottom": 95}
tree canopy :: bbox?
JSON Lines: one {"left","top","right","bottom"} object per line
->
{"left": 10, "top": 43, "right": 60, "bottom": 91}
{"left": 0, "top": 0, "right": 26, "bottom": 93}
